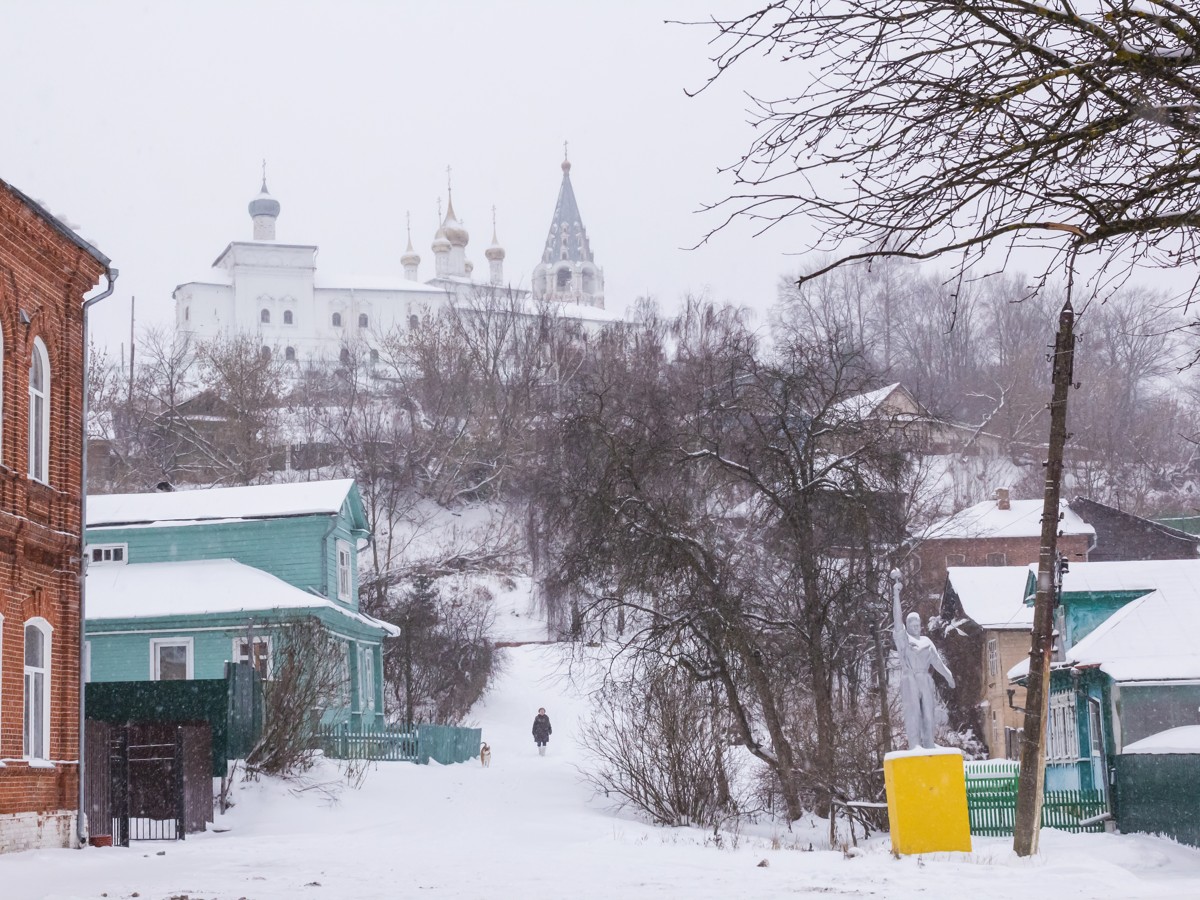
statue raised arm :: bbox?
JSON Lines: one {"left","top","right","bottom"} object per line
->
{"left": 890, "top": 569, "right": 955, "bottom": 750}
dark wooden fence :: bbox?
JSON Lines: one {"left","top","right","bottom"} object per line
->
{"left": 1114, "top": 753, "right": 1200, "bottom": 847}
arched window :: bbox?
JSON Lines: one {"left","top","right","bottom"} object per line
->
{"left": 261, "top": 346, "right": 271, "bottom": 360}
{"left": 358, "top": 313, "right": 369, "bottom": 328}
{"left": 408, "top": 315, "right": 419, "bottom": 330}
{"left": 339, "top": 348, "right": 351, "bottom": 365}
{"left": 28, "top": 338, "right": 49, "bottom": 483}
{"left": 260, "top": 309, "right": 271, "bottom": 324}
{"left": 285, "top": 346, "right": 296, "bottom": 361}
{"left": 23, "top": 619, "right": 51, "bottom": 760}
{"left": 283, "top": 310, "right": 294, "bottom": 325}
{"left": 370, "top": 348, "right": 379, "bottom": 363}
{"left": 332, "top": 312, "right": 343, "bottom": 327}
{"left": 556, "top": 267, "right": 572, "bottom": 290}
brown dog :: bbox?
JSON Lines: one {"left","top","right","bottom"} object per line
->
{"left": 480, "top": 742, "right": 491, "bottom": 767}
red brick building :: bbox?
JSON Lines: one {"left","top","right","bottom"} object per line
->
{"left": 0, "top": 178, "right": 111, "bottom": 852}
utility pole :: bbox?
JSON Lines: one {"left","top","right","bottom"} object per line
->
{"left": 128, "top": 295, "right": 136, "bottom": 404}
{"left": 1013, "top": 299, "right": 1077, "bottom": 857}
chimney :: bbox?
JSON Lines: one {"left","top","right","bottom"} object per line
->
{"left": 996, "top": 487, "right": 1010, "bottom": 511}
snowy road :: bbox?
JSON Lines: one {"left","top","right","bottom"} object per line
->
{"left": 7, "top": 643, "right": 1200, "bottom": 900}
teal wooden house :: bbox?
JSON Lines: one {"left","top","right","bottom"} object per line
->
{"left": 1007, "top": 558, "right": 1200, "bottom": 843}
{"left": 84, "top": 480, "right": 397, "bottom": 728}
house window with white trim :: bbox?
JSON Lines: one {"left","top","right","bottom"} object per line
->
{"left": 358, "top": 646, "right": 375, "bottom": 712}
{"left": 1047, "top": 692, "right": 1079, "bottom": 762}
{"left": 28, "top": 337, "right": 50, "bottom": 483}
{"left": 24, "top": 619, "right": 51, "bottom": 760}
{"left": 987, "top": 637, "right": 1000, "bottom": 679}
{"left": 337, "top": 540, "right": 352, "bottom": 601}
{"left": 233, "top": 636, "right": 271, "bottom": 680}
{"left": 88, "top": 543, "right": 128, "bottom": 564}
{"left": 151, "top": 637, "right": 194, "bottom": 681}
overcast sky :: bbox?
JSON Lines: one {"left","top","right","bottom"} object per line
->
{"left": 1, "top": 1, "right": 812, "bottom": 354}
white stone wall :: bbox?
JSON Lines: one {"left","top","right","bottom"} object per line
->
{"left": 0, "top": 809, "right": 78, "bottom": 853}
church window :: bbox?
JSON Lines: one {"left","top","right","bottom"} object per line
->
{"left": 358, "top": 313, "right": 369, "bottom": 329}
{"left": 332, "top": 312, "right": 343, "bottom": 327}
{"left": 261, "top": 346, "right": 271, "bottom": 360}
{"left": 285, "top": 346, "right": 296, "bottom": 362}
{"left": 184, "top": 307, "right": 190, "bottom": 321}
{"left": 339, "top": 348, "right": 351, "bottom": 365}
{"left": 260, "top": 308, "right": 270, "bottom": 324}
{"left": 556, "top": 268, "right": 572, "bottom": 290}
{"left": 28, "top": 338, "right": 50, "bottom": 484}
{"left": 284, "top": 310, "right": 294, "bottom": 325}
{"left": 408, "top": 315, "right": 419, "bottom": 330}
{"left": 370, "top": 349, "right": 379, "bottom": 363}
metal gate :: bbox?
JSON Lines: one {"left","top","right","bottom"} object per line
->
{"left": 110, "top": 726, "right": 186, "bottom": 844}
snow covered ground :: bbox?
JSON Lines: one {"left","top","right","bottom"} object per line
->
{"left": 7, "top": 640, "right": 1200, "bottom": 898}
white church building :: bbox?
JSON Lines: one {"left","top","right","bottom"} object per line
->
{"left": 173, "top": 156, "right": 614, "bottom": 363}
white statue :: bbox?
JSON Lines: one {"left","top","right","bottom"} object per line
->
{"left": 891, "top": 569, "right": 955, "bottom": 750}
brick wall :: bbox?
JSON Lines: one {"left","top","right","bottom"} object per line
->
{"left": 0, "top": 178, "right": 107, "bottom": 852}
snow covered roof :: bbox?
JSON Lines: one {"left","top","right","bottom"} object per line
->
{"left": 86, "top": 558, "right": 400, "bottom": 636}
{"left": 1055, "top": 558, "right": 1200, "bottom": 598}
{"left": 175, "top": 268, "right": 233, "bottom": 290}
{"left": 923, "top": 498, "right": 1095, "bottom": 541}
{"left": 88, "top": 479, "right": 359, "bottom": 528}
{"left": 947, "top": 566, "right": 1034, "bottom": 630}
{"left": 1008, "top": 559, "right": 1200, "bottom": 681}
{"left": 314, "top": 273, "right": 447, "bottom": 294}
{"left": 834, "top": 383, "right": 914, "bottom": 419}
{"left": 1123, "top": 726, "right": 1200, "bottom": 755}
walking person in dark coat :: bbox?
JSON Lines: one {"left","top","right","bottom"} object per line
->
{"left": 532, "top": 707, "right": 552, "bottom": 756}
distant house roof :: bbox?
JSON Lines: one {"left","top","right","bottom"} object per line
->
{"left": 1069, "top": 496, "right": 1200, "bottom": 562}
{"left": 835, "top": 383, "right": 922, "bottom": 419}
{"left": 923, "top": 498, "right": 1095, "bottom": 541}
{"left": 86, "top": 558, "right": 399, "bottom": 636}
{"left": 1008, "top": 557, "right": 1200, "bottom": 682}
{"left": 88, "top": 479, "right": 362, "bottom": 528}
{"left": 946, "top": 566, "right": 1034, "bottom": 630}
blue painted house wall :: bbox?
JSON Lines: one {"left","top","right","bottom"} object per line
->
{"left": 84, "top": 482, "right": 389, "bottom": 727}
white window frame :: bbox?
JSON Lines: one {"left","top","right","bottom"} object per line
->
{"left": 339, "top": 641, "right": 351, "bottom": 706}
{"left": 23, "top": 618, "right": 52, "bottom": 761}
{"left": 358, "top": 645, "right": 375, "bottom": 712}
{"left": 232, "top": 635, "right": 272, "bottom": 680}
{"left": 336, "top": 539, "right": 352, "bottom": 601}
{"left": 1047, "top": 691, "right": 1080, "bottom": 762}
{"left": 987, "top": 637, "right": 1000, "bottom": 679}
{"left": 28, "top": 337, "right": 50, "bottom": 484}
{"left": 150, "top": 637, "right": 194, "bottom": 681}
{"left": 87, "top": 543, "right": 129, "bottom": 565}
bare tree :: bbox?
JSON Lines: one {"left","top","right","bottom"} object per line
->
{"left": 694, "top": 2, "right": 1200, "bottom": 301}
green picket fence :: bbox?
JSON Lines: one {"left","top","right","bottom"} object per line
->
{"left": 966, "top": 774, "right": 1108, "bottom": 836}
{"left": 313, "top": 725, "right": 418, "bottom": 762}
{"left": 313, "top": 723, "right": 482, "bottom": 765}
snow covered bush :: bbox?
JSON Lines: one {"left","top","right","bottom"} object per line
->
{"left": 580, "top": 669, "right": 743, "bottom": 828}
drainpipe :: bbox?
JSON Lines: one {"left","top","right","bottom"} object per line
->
{"left": 78, "top": 266, "right": 118, "bottom": 848}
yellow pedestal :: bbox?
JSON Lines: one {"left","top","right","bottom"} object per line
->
{"left": 883, "top": 748, "right": 972, "bottom": 855}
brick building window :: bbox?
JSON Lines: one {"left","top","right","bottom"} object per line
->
{"left": 987, "top": 637, "right": 1000, "bottom": 678}
{"left": 945, "top": 553, "right": 965, "bottom": 567}
{"left": 28, "top": 337, "right": 50, "bottom": 483}
{"left": 23, "top": 619, "right": 51, "bottom": 760}
{"left": 987, "top": 552, "right": 1008, "bottom": 566}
